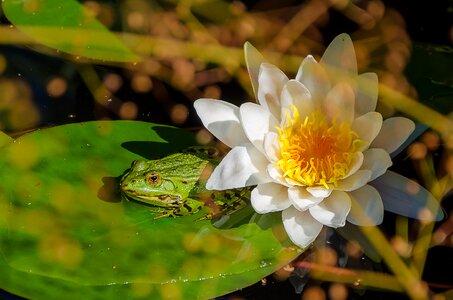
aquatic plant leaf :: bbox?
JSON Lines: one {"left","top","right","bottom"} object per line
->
{"left": 405, "top": 43, "right": 453, "bottom": 114}
{"left": 0, "top": 130, "right": 12, "bottom": 148}
{"left": 0, "top": 121, "right": 301, "bottom": 299}
{"left": 2, "top": 0, "right": 139, "bottom": 62}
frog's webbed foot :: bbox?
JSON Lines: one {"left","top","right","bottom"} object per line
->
{"left": 152, "top": 211, "right": 173, "bottom": 219}
{"left": 150, "top": 199, "right": 204, "bottom": 219}
{"left": 195, "top": 213, "right": 214, "bottom": 222}
{"left": 149, "top": 208, "right": 179, "bottom": 219}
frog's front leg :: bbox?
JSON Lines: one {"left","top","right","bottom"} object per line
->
{"left": 152, "top": 198, "right": 204, "bottom": 219}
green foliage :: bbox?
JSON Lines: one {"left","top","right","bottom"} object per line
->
{"left": 0, "top": 130, "right": 12, "bottom": 148}
{"left": 2, "top": 0, "right": 139, "bottom": 62}
{"left": 0, "top": 121, "right": 301, "bottom": 299}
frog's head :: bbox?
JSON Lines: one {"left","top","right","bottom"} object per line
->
{"left": 120, "top": 153, "right": 208, "bottom": 207}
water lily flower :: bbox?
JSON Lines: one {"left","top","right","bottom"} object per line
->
{"left": 194, "top": 34, "right": 442, "bottom": 248}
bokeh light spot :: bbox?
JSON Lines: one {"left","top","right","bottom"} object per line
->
{"left": 84, "top": 1, "right": 101, "bottom": 16}
{"left": 182, "top": 232, "right": 203, "bottom": 253}
{"left": 196, "top": 129, "right": 213, "bottom": 145}
{"left": 417, "top": 208, "right": 434, "bottom": 224}
{"left": 24, "top": 0, "right": 40, "bottom": 13}
{"left": 421, "top": 131, "right": 440, "bottom": 151}
{"left": 131, "top": 282, "right": 153, "bottom": 298}
{"left": 39, "top": 233, "right": 84, "bottom": 269}
{"left": 47, "top": 77, "right": 68, "bottom": 97}
{"left": 203, "top": 85, "right": 222, "bottom": 99}
{"left": 273, "top": 264, "right": 294, "bottom": 281}
{"left": 390, "top": 236, "right": 412, "bottom": 257}
{"left": 170, "top": 104, "right": 188, "bottom": 124}
{"left": 131, "top": 73, "right": 153, "bottom": 93}
{"left": 127, "top": 12, "right": 145, "bottom": 30}
{"left": 346, "top": 241, "right": 362, "bottom": 258}
{"left": 142, "top": 59, "right": 161, "bottom": 75}
{"left": 159, "top": 283, "right": 181, "bottom": 300}
{"left": 408, "top": 142, "right": 427, "bottom": 160}
{"left": 329, "top": 283, "right": 348, "bottom": 300}
{"left": 302, "top": 286, "right": 326, "bottom": 300}
{"left": 119, "top": 101, "right": 138, "bottom": 119}
{"left": 8, "top": 139, "right": 39, "bottom": 169}
{"left": 316, "top": 247, "right": 337, "bottom": 266}
{"left": 103, "top": 73, "right": 123, "bottom": 92}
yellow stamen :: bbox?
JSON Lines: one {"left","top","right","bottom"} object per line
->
{"left": 276, "top": 105, "right": 363, "bottom": 188}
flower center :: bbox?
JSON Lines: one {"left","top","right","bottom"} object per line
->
{"left": 276, "top": 106, "right": 362, "bottom": 188}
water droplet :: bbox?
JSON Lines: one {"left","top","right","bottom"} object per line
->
{"left": 260, "top": 260, "right": 269, "bottom": 268}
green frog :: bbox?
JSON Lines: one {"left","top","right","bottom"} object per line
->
{"left": 120, "top": 147, "right": 250, "bottom": 220}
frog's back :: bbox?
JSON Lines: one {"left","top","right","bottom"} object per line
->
{"left": 155, "top": 152, "right": 211, "bottom": 181}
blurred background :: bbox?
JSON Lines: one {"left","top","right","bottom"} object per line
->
{"left": 0, "top": 0, "right": 452, "bottom": 299}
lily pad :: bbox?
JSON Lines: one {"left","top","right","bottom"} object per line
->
{"left": 0, "top": 121, "right": 301, "bottom": 299}
{"left": 2, "top": 0, "right": 139, "bottom": 62}
{"left": 0, "top": 130, "right": 12, "bottom": 149}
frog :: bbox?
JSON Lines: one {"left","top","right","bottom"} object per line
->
{"left": 120, "top": 147, "right": 251, "bottom": 220}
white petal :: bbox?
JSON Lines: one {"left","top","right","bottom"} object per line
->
{"left": 240, "top": 102, "right": 279, "bottom": 154}
{"left": 257, "top": 63, "right": 289, "bottom": 118}
{"left": 343, "top": 152, "right": 364, "bottom": 179}
{"left": 306, "top": 186, "right": 333, "bottom": 198}
{"left": 351, "top": 112, "right": 383, "bottom": 151}
{"left": 354, "top": 72, "right": 378, "bottom": 117}
{"left": 296, "top": 55, "right": 331, "bottom": 106}
{"left": 280, "top": 79, "right": 313, "bottom": 121}
{"left": 309, "top": 190, "right": 351, "bottom": 228}
{"left": 347, "top": 184, "right": 384, "bottom": 226}
{"left": 194, "top": 99, "right": 248, "bottom": 148}
{"left": 361, "top": 148, "right": 392, "bottom": 181}
{"left": 263, "top": 132, "right": 280, "bottom": 162}
{"left": 370, "top": 171, "right": 443, "bottom": 221}
{"left": 282, "top": 206, "right": 323, "bottom": 248}
{"left": 251, "top": 183, "right": 291, "bottom": 213}
{"left": 320, "top": 33, "right": 358, "bottom": 76}
{"left": 371, "top": 117, "right": 415, "bottom": 154}
{"left": 206, "top": 144, "right": 271, "bottom": 190}
{"left": 288, "top": 186, "right": 324, "bottom": 211}
{"left": 267, "top": 164, "right": 291, "bottom": 187}
{"left": 336, "top": 170, "right": 371, "bottom": 191}
{"left": 323, "top": 82, "right": 355, "bottom": 123}
{"left": 244, "top": 42, "right": 266, "bottom": 99}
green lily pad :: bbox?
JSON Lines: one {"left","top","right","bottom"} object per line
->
{"left": 0, "top": 121, "right": 301, "bottom": 299}
{"left": 2, "top": 0, "right": 139, "bottom": 62}
{"left": 0, "top": 130, "right": 12, "bottom": 149}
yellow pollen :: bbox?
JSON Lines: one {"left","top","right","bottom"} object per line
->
{"left": 276, "top": 106, "right": 363, "bottom": 188}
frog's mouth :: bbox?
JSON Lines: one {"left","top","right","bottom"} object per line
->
{"left": 121, "top": 191, "right": 181, "bottom": 206}
{"left": 137, "top": 194, "right": 180, "bottom": 202}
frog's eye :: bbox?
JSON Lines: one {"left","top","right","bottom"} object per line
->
{"left": 146, "top": 172, "right": 161, "bottom": 185}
